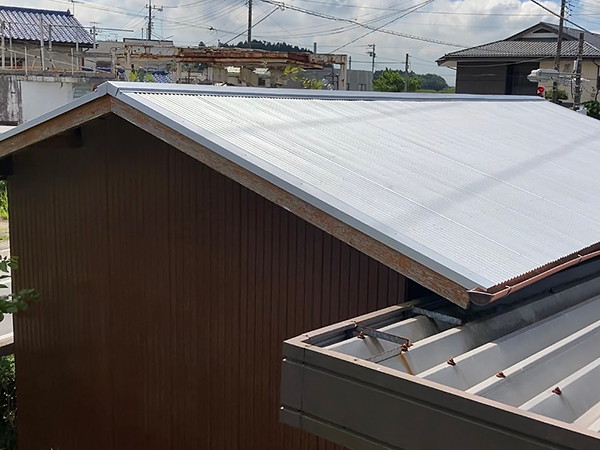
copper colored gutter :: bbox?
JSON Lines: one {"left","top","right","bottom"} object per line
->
{"left": 468, "top": 248, "right": 600, "bottom": 306}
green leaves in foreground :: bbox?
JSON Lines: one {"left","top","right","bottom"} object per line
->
{"left": 0, "top": 256, "right": 38, "bottom": 321}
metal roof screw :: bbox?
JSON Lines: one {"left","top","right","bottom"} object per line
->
{"left": 447, "top": 358, "right": 456, "bottom": 366}
{"left": 496, "top": 372, "right": 506, "bottom": 378}
{"left": 552, "top": 387, "right": 562, "bottom": 395}
{"left": 357, "top": 331, "right": 365, "bottom": 340}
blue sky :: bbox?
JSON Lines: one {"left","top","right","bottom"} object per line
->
{"left": 11, "top": 0, "right": 600, "bottom": 84}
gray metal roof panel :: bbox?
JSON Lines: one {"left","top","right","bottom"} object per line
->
{"left": 3, "top": 82, "right": 600, "bottom": 293}
{"left": 0, "top": 6, "right": 93, "bottom": 45}
{"left": 442, "top": 40, "right": 600, "bottom": 59}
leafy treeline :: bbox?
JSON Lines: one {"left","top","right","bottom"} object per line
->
{"left": 374, "top": 69, "right": 450, "bottom": 92}
{"left": 209, "top": 40, "right": 311, "bottom": 53}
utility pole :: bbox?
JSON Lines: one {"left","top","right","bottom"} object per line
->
{"left": 39, "top": 16, "right": 45, "bottom": 71}
{"left": 247, "top": 0, "right": 253, "bottom": 48}
{"left": 552, "top": 0, "right": 566, "bottom": 103}
{"left": 1, "top": 22, "right": 4, "bottom": 70}
{"left": 313, "top": 42, "right": 317, "bottom": 53}
{"left": 404, "top": 53, "right": 409, "bottom": 92}
{"left": 366, "top": 44, "right": 376, "bottom": 73}
{"left": 574, "top": 31, "right": 584, "bottom": 109}
{"left": 146, "top": 0, "right": 163, "bottom": 41}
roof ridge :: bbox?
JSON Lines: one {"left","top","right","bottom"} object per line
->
{"left": 0, "top": 5, "right": 72, "bottom": 16}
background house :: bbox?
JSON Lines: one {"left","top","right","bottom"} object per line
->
{"left": 437, "top": 22, "right": 600, "bottom": 103}
{"left": 0, "top": 6, "right": 112, "bottom": 124}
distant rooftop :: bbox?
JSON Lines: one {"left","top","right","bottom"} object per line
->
{"left": 438, "top": 22, "right": 600, "bottom": 63}
{"left": 0, "top": 5, "right": 93, "bottom": 46}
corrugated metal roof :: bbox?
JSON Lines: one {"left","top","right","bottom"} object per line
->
{"left": 3, "top": 82, "right": 600, "bottom": 302}
{"left": 324, "top": 280, "right": 600, "bottom": 433}
{"left": 0, "top": 6, "right": 93, "bottom": 45}
{"left": 442, "top": 40, "right": 600, "bottom": 59}
{"left": 116, "top": 85, "right": 600, "bottom": 291}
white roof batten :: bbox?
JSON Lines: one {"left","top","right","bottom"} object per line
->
{"left": 519, "top": 357, "right": 600, "bottom": 423}
{"left": 310, "top": 277, "right": 600, "bottom": 436}
{"left": 467, "top": 317, "right": 600, "bottom": 406}
{"left": 419, "top": 294, "right": 600, "bottom": 390}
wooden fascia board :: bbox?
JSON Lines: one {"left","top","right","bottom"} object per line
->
{"left": 110, "top": 96, "right": 471, "bottom": 308}
{"left": 0, "top": 96, "right": 112, "bottom": 159}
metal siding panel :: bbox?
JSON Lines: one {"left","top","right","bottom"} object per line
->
{"left": 13, "top": 115, "right": 406, "bottom": 450}
{"left": 11, "top": 124, "right": 113, "bottom": 449}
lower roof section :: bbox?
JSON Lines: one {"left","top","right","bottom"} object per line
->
{"left": 281, "top": 276, "right": 600, "bottom": 450}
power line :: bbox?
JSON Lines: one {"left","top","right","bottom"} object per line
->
{"left": 331, "top": 0, "right": 435, "bottom": 53}
{"left": 256, "top": 0, "right": 468, "bottom": 48}
{"left": 530, "top": 0, "right": 594, "bottom": 33}
{"left": 224, "top": 7, "right": 278, "bottom": 44}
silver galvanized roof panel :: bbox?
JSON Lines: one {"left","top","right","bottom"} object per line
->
{"left": 3, "top": 82, "right": 600, "bottom": 293}
{"left": 0, "top": 6, "right": 93, "bottom": 45}
{"left": 114, "top": 85, "right": 600, "bottom": 290}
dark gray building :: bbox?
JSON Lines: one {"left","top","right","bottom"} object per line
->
{"left": 437, "top": 22, "right": 600, "bottom": 97}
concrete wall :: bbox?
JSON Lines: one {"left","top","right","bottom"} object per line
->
{"left": 0, "top": 76, "right": 21, "bottom": 124}
{"left": 20, "top": 80, "right": 73, "bottom": 122}
{"left": 0, "top": 72, "right": 112, "bottom": 125}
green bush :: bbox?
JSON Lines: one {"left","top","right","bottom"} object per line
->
{"left": 0, "top": 182, "right": 7, "bottom": 220}
{"left": 0, "top": 355, "right": 16, "bottom": 450}
{"left": 545, "top": 89, "right": 568, "bottom": 101}
{"left": 583, "top": 100, "right": 600, "bottom": 119}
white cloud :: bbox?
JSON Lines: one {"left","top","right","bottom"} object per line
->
{"left": 8, "top": 0, "right": 575, "bottom": 84}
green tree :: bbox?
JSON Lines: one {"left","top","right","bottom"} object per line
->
{"left": 128, "top": 69, "right": 155, "bottom": 83}
{"left": 373, "top": 69, "right": 421, "bottom": 92}
{"left": 545, "top": 89, "right": 568, "bottom": 101}
{"left": 373, "top": 69, "right": 404, "bottom": 92}
{"left": 0, "top": 181, "right": 7, "bottom": 220}
{"left": 418, "top": 73, "right": 449, "bottom": 91}
{"left": 0, "top": 258, "right": 37, "bottom": 450}
{"left": 0, "top": 355, "right": 15, "bottom": 450}
{"left": 0, "top": 257, "right": 37, "bottom": 321}
{"left": 583, "top": 100, "right": 600, "bottom": 119}
{"left": 283, "top": 65, "right": 323, "bottom": 90}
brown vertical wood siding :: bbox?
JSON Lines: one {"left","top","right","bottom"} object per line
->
{"left": 9, "top": 115, "right": 406, "bottom": 450}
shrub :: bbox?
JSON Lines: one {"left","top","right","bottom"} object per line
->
{"left": 0, "top": 355, "right": 16, "bottom": 450}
